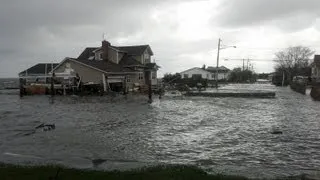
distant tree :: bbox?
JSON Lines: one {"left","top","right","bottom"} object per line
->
{"left": 274, "top": 46, "right": 314, "bottom": 81}
{"left": 162, "top": 73, "right": 181, "bottom": 84}
{"left": 257, "top": 73, "right": 270, "bottom": 79}
{"left": 202, "top": 64, "right": 206, "bottom": 70}
{"left": 228, "top": 67, "right": 256, "bottom": 83}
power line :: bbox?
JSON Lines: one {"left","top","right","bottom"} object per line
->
{"left": 230, "top": 46, "right": 320, "bottom": 51}
{"left": 222, "top": 58, "right": 277, "bottom": 62}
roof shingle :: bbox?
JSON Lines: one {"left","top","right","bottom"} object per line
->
{"left": 19, "top": 63, "right": 59, "bottom": 76}
{"left": 77, "top": 47, "right": 97, "bottom": 60}
{"left": 119, "top": 54, "right": 143, "bottom": 66}
{"left": 206, "top": 66, "right": 230, "bottom": 72}
{"left": 74, "top": 44, "right": 155, "bottom": 73}
{"left": 73, "top": 59, "right": 137, "bottom": 73}
{"left": 116, "top": 45, "right": 152, "bottom": 55}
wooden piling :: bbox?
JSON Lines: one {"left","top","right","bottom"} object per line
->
{"left": 19, "top": 78, "right": 24, "bottom": 97}
{"left": 123, "top": 76, "right": 127, "bottom": 95}
{"left": 147, "top": 71, "right": 152, "bottom": 103}
{"left": 51, "top": 73, "right": 55, "bottom": 97}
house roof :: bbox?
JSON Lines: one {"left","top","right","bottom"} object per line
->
{"left": 116, "top": 45, "right": 153, "bottom": 56}
{"left": 73, "top": 58, "right": 137, "bottom": 73}
{"left": 119, "top": 54, "right": 143, "bottom": 66}
{"left": 145, "top": 63, "right": 160, "bottom": 70}
{"left": 19, "top": 63, "right": 59, "bottom": 76}
{"left": 206, "top": 66, "right": 230, "bottom": 72}
{"left": 77, "top": 47, "right": 97, "bottom": 60}
{"left": 180, "top": 67, "right": 210, "bottom": 74}
{"left": 70, "top": 43, "right": 157, "bottom": 74}
{"left": 77, "top": 45, "right": 153, "bottom": 60}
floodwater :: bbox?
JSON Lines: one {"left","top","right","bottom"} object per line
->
{"left": 0, "top": 82, "right": 320, "bottom": 179}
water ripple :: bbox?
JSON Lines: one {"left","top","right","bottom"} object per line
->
{"left": 0, "top": 84, "right": 320, "bottom": 179}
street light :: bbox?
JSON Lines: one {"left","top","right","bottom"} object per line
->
{"left": 221, "top": 46, "right": 237, "bottom": 50}
{"left": 216, "top": 38, "right": 236, "bottom": 88}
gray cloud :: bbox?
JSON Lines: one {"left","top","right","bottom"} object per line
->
{"left": 1, "top": 0, "right": 320, "bottom": 77}
{"left": 0, "top": 0, "right": 181, "bottom": 76}
{"left": 216, "top": 0, "right": 320, "bottom": 30}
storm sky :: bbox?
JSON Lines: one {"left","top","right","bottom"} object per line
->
{"left": 1, "top": 0, "right": 320, "bottom": 77}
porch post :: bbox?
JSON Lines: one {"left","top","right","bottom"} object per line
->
{"left": 102, "top": 73, "right": 107, "bottom": 92}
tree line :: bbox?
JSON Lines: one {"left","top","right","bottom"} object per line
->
{"left": 162, "top": 68, "right": 257, "bottom": 88}
{"left": 273, "top": 46, "right": 314, "bottom": 86}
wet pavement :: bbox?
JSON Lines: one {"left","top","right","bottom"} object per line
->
{"left": 0, "top": 83, "right": 320, "bottom": 179}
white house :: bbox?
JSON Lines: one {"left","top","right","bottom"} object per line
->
{"left": 180, "top": 66, "right": 230, "bottom": 80}
{"left": 206, "top": 66, "right": 230, "bottom": 80}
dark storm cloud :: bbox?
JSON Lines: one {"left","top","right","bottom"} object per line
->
{"left": 0, "top": 0, "right": 154, "bottom": 49}
{"left": 216, "top": 0, "right": 320, "bottom": 30}
{"left": 0, "top": 0, "right": 189, "bottom": 76}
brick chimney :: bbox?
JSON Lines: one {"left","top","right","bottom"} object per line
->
{"left": 102, "top": 40, "right": 111, "bottom": 61}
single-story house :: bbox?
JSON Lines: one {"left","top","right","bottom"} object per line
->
{"left": 311, "top": 55, "right": 320, "bottom": 83}
{"left": 52, "top": 40, "right": 159, "bottom": 92}
{"left": 180, "top": 66, "right": 230, "bottom": 81}
{"left": 19, "top": 63, "right": 59, "bottom": 83}
{"left": 206, "top": 66, "right": 230, "bottom": 80}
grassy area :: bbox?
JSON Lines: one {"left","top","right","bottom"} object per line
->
{"left": 0, "top": 164, "right": 248, "bottom": 180}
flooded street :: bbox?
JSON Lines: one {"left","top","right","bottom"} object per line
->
{"left": 0, "top": 84, "right": 320, "bottom": 179}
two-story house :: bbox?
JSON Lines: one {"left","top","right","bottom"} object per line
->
{"left": 52, "top": 40, "right": 159, "bottom": 92}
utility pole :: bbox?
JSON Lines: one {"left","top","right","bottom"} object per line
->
{"left": 242, "top": 59, "right": 245, "bottom": 71}
{"left": 216, "top": 38, "right": 221, "bottom": 89}
{"left": 215, "top": 39, "right": 236, "bottom": 87}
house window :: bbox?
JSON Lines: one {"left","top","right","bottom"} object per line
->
{"left": 192, "top": 74, "right": 202, "bottom": 79}
{"left": 144, "top": 52, "right": 150, "bottom": 59}
{"left": 184, "top": 74, "right": 189, "bottom": 78}
{"left": 95, "top": 52, "right": 103, "bottom": 60}
{"left": 139, "top": 73, "right": 144, "bottom": 80}
{"left": 144, "top": 52, "right": 150, "bottom": 63}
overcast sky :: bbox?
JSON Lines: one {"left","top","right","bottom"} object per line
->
{"left": 1, "top": 0, "right": 320, "bottom": 77}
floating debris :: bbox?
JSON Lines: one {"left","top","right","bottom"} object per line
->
{"left": 3, "top": 152, "right": 42, "bottom": 159}
{"left": 23, "top": 130, "right": 36, "bottom": 136}
{"left": 271, "top": 130, "right": 283, "bottom": 135}
{"left": 35, "top": 123, "right": 56, "bottom": 131}
{"left": 92, "top": 159, "right": 107, "bottom": 167}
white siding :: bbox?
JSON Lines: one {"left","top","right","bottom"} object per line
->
{"left": 108, "top": 48, "right": 118, "bottom": 64}
{"left": 54, "top": 59, "right": 103, "bottom": 84}
{"left": 143, "top": 49, "right": 151, "bottom": 64}
{"left": 181, "top": 68, "right": 210, "bottom": 79}
{"left": 180, "top": 68, "right": 229, "bottom": 80}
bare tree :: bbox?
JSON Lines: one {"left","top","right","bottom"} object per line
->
{"left": 274, "top": 46, "right": 314, "bottom": 79}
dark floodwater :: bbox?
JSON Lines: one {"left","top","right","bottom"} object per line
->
{"left": 0, "top": 83, "right": 320, "bottom": 179}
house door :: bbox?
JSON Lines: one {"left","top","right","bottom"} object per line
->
{"left": 144, "top": 71, "right": 151, "bottom": 85}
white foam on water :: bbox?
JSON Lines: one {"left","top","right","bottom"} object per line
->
{"left": 3, "top": 152, "right": 42, "bottom": 159}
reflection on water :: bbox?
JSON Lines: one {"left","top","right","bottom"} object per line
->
{"left": 0, "top": 84, "right": 320, "bottom": 178}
